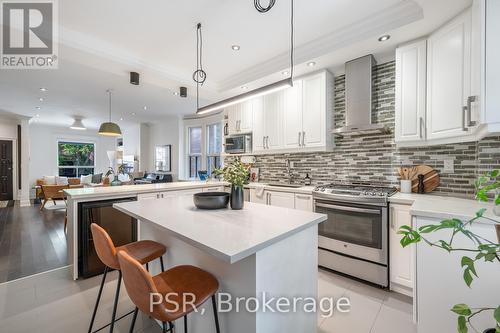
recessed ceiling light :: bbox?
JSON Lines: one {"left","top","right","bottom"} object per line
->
{"left": 70, "top": 118, "right": 86, "bottom": 130}
{"left": 39, "top": 97, "right": 44, "bottom": 102}
{"left": 143, "top": 106, "right": 147, "bottom": 110}
{"left": 131, "top": 112, "right": 136, "bottom": 116}
{"left": 378, "top": 34, "right": 391, "bottom": 42}
{"left": 241, "top": 86, "right": 248, "bottom": 90}
{"left": 173, "top": 91, "right": 179, "bottom": 96}
{"left": 307, "top": 61, "right": 316, "bottom": 67}
{"left": 282, "top": 70, "right": 290, "bottom": 75}
{"left": 35, "top": 106, "right": 41, "bottom": 110}
{"left": 119, "top": 117, "right": 123, "bottom": 121}
{"left": 231, "top": 45, "right": 241, "bottom": 51}
{"left": 39, "top": 87, "right": 48, "bottom": 92}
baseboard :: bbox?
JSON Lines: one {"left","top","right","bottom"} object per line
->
{"left": 19, "top": 199, "right": 31, "bottom": 207}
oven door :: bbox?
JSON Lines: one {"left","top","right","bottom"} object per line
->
{"left": 224, "top": 136, "right": 245, "bottom": 154}
{"left": 315, "top": 200, "right": 387, "bottom": 265}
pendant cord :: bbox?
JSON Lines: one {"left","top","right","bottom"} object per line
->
{"left": 290, "top": 0, "right": 294, "bottom": 81}
{"left": 193, "top": 23, "right": 206, "bottom": 111}
{"left": 254, "top": 0, "right": 276, "bottom": 13}
{"left": 107, "top": 90, "right": 112, "bottom": 122}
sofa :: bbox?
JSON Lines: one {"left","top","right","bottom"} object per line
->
{"left": 134, "top": 172, "right": 173, "bottom": 184}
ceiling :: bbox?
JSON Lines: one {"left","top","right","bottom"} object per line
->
{"left": 0, "top": 0, "right": 472, "bottom": 129}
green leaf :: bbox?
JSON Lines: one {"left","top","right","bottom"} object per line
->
{"left": 476, "top": 208, "right": 487, "bottom": 217}
{"left": 419, "top": 224, "right": 441, "bottom": 234}
{"left": 438, "top": 240, "right": 452, "bottom": 252}
{"left": 451, "top": 304, "right": 472, "bottom": 316}
{"left": 463, "top": 269, "right": 473, "bottom": 287}
{"left": 485, "top": 253, "right": 497, "bottom": 262}
{"left": 495, "top": 306, "right": 500, "bottom": 325}
{"left": 495, "top": 195, "right": 500, "bottom": 206}
{"left": 457, "top": 315, "right": 468, "bottom": 333}
{"left": 490, "top": 170, "right": 499, "bottom": 178}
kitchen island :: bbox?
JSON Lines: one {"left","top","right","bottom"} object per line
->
{"left": 114, "top": 196, "right": 326, "bottom": 333}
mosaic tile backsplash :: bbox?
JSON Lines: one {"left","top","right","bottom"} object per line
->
{"left": 225, "top": 61, "right": 500, "bottom": 198}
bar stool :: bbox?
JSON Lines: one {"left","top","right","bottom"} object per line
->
{"left": 117, "top": 250, "right": 221, "bottom": 333}
{"left": 89, "top": 223, "right": 167, "bottom": 333}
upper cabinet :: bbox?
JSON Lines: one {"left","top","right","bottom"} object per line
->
{"left": 426, "top": 8, "right": 478, "bottom": 140}
{"left": 227, "top": 100, "right": 253, "bottom": 135}
{"left": 395, "top": 1, "right": 497, "bottom": 147}
{"left": 395, "top": 39, "right": 427, "bottom": 143}
{"left": 226, "top": 70, "right": 334, "bottom": 155}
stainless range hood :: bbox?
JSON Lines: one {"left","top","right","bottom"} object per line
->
{"left": 333, "top": 55, "right": 388, "bottom": 135}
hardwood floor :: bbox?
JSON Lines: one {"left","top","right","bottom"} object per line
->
{"left": 0, "top": 201, "right": 68, "bottom": 283}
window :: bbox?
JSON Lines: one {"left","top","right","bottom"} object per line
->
{"left": 206, "top": 123, "right": 222, "bottom": 175}
{"left": 154, "top": 145, "right": 171, "bottom": 172}
{"left": 58, "top": 141, "right": 95, "bottom": 177}
{"left": 188, "top": 127, "right": 202, "bottom": 178}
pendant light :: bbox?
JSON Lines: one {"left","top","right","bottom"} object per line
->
{"left": 99, "top": 89, "right": 122, "bottom": 136}
{"left": 196, "top": 0, "right": 294, "bottom": 115}
{"left": 70, "top": 117, "right": 86, "bottom": 130}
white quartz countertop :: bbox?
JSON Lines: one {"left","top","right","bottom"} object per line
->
{"left": 245, "top": 183, "right": 316, "bottom": 194}
{"left": 113, "top": 196, "right": 327, "bottom": 264}
{"left": 64, "top": 181, "right": 228, "bottom": 199}
{"left": 390, "top": 192, "right": 499, "bottom": 223}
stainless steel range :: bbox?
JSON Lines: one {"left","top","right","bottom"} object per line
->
{"left": 313, "top": 183, "right": 397, "bottom": 287}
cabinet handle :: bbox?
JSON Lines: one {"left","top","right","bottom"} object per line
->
{"left": 296, "top": 195, "right": 311, "bottom": 200}
{"left": 419, "top": 117, "right": 424, "bottom": 138}
{"left": 390, "top": 209, "right": 395, "bottom": 230}
{"left": 268, "top": 193, "right": 272, "bottom": 205}
{"left": 156, "top": 194, "right": 160, "bottom": 199}
{"left": 467, "top": 96, "right": 478, "bottom": 127}
{"left": 263, "top": 136, "right": 266, "bottom": 148}
{"left": 302, "top": 131, "right": 306, "bottom": 146}
{"left": 266, "top": 136, "right": 269, "bottom": 149}
{"left": 462, "top": 106, "right": 468, "bottom": 132}
{"left": 298, "top": 132, "right": 302, "bottom": 146}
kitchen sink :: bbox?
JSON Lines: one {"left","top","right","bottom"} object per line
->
{"left": 267, "top": 183, "right": 303, "bottom": 188}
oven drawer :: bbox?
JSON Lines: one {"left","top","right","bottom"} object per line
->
{"left": 319, "top": 235, "right": 387, "bottom": 265}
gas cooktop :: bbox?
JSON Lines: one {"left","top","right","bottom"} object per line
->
{"left": 313, "top": 182, "right": 397, "bottom": 205}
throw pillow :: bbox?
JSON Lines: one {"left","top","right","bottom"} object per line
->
{"left": 56, "top": 176, "right": 69, "bottom": 185}
{"left": 91, "top": 173, "right": 103, "bottom": 184}
{"left": 43, "top": 176, "right": 56, "bottom": 185}
{"left": 80, "top": 174, "right": 93, "bottom": 185}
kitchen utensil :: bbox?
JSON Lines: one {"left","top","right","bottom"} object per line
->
{"left": 193, "top": 192, "right": 229, "bottom": 209}
{"left": 410, "top": 165, "right": 440, "bottom": 193}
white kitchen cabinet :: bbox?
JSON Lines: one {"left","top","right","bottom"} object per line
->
{"left": 202, "top": 186, "right": 225, "bottom": 192}
{"left": 389, "top": 203, "right": 414, "bottom": 297}
{"left": 137, "top": 192, "right": 164, "bottom": 200}
{"left": 283, "top": 81, "right": 303, "bottom": 149}
{"left": 395, "top": 39, "right": 427, "bottom": 144}
{"left": 265, "top": 190, "right": 295, "bottom": 209}
{"left": 250, "top": 188, "right": 267, "bottom": 204}
{"left": 294, "top": 194, "right": 313, "bottom": 211}
{"left": 302, "top": 73, "right": 327, "bottom": 148}
{"left": 227, "top": 100, "right": 253, "bottom": 135}
{"left": 426, "top": 7, "right": 479, "bottom": 141}
{"left": 252, "top": 93, "right": 284, "bottom": 152}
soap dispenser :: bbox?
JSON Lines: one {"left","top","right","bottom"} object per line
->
{"left": 304, "top": 173, "right": 312, "bottom": 186}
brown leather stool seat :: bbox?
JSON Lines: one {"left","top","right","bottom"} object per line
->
{"left": 117, "top": 251, "right": 221, "bottom": 333}
{"left": 88, "top": 223, "right": 167, "bottom": 333}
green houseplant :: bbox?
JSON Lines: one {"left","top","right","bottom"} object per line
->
{"left": 399, "top": 170, "right": 500, "bottom": 333}
{"left": 214, "top": 159, "right": 249, "bottom": 210}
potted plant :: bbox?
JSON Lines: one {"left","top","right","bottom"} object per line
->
{"left": 214, "top": 159, "right": 249, "bottom": 210}
{"left": 399, "top": 170, "right": 500, "bottom": 333}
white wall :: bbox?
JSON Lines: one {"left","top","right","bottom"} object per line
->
{"left": 145, "top": 116, "right": 181, "bottom": 180}
{"left": 0, "top": 116, "right": 19, "bottom": 200}
{"left": 29, "top": 123, "right": 116, "bottom": 188}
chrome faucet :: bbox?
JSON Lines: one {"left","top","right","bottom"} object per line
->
{"left": 285, "top": 159, "right": 293, "bottom": 184}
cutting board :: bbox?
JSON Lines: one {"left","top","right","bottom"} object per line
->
{"left": 411, "top": 165, "right": 440, "bottom": 193}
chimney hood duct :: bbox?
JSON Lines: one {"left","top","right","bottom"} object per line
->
{"left": 333, "top": 55, "right": 387, "bottom": 135}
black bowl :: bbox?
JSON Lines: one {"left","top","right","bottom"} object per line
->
{"left": 193, "top": 192, "right": 229, "bottom": 210}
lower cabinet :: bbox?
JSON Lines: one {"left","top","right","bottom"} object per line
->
{"left": 249, "top": 188, "right": 313, "bottom": 211}
{"left": 137, "top": 188, "right": 209, "bottom": 201}
{"left": 202, "top": 186, "right": 224, "bottom": 192}
{"left": 389, "top": 203, "right": 415, "bottom": 297}
{"left": 294, "top": 194, "right": 313, "bottom": 211}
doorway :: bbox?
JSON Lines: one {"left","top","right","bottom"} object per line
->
{"left": 0, "top": 140, "right": 13, "bottom": 201}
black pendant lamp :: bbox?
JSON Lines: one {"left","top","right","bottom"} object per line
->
{"left": 99, "top": 89, "right": 122, "bottom": 136}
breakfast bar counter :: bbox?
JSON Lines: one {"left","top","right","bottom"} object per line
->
{"left": 113, "top": 196, "right": 327, "bottom": 333}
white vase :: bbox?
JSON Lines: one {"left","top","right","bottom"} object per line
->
{"left": 400, "top": 180, "right": 412, "bottom": 194}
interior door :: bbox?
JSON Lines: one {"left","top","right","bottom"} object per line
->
{"left": 0, "top": 140, "right": 13, "bottom": 201}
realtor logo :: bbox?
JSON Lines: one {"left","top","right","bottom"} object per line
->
{"left": 1, "top": 0, "right": 58, "bottom": 69}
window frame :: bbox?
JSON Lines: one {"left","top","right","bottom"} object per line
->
{"left": 187, "top": 126, "right": 203, "bottom": 179}
{"left": 154, "top": 145, "right": 172, "bottom": 172}
{"left": 206, "top": 122, "right": 222, "bottom": 176}
{"left": 56, "top": 140, "right": 96, "bottom": 178}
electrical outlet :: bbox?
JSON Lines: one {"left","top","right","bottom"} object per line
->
{"left": 443, "top": 159, "right": 455, "bottom": 173}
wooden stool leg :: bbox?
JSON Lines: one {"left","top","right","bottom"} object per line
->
{"left": 129, "top": 307, "right": 138, "bottom": 333}
{"left": 212, "top": 295, "right": 220, "bottom": 333}
{"left": 160, "top": 256, "right": 165, "bottom": 272}
{"left": 109, "top": 271, "right": 122, "bottom": 333}
{"left": 40, "top": 199, "right": 46, "bottom": 211}
{"left": 88, "top": 267, "right": 108, "bottom": 333}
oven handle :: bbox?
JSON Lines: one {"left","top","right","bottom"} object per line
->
{"left": 315, "top": 203, "right": 381, "bottom": 215}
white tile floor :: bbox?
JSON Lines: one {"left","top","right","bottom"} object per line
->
{"left": 0, "top": 266, "right": 416, "bottom": 333}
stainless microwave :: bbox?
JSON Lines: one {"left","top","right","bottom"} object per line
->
{"left": 224, "top": 134, "right": 252, "bottom": 154}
